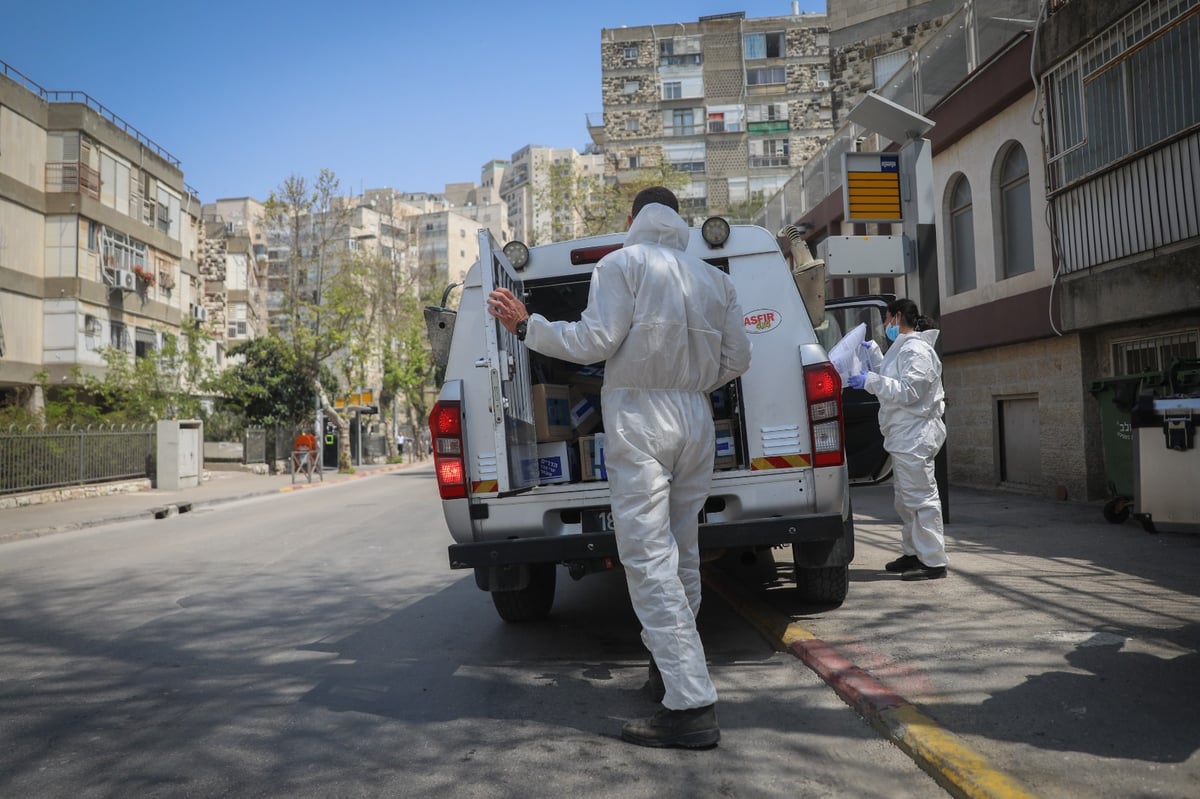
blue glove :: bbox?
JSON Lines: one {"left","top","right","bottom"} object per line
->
{"left": 847, "top": 370, "right": 868, "bottom": 390}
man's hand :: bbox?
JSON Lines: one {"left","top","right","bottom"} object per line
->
{"left": 847, "top": 370, "right": 868, "bottom": 390}
{"left": 486, "top": 287, "right": 529, "bottom": 335}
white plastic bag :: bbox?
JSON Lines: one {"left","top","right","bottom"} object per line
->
{"left": 828, "top": 322, "right": 867, "bottom": 383}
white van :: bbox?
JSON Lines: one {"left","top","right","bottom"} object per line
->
{"left": 428, "top": 221, "right": 854, "bottom": 622}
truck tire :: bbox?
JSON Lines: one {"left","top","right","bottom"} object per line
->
{"left": 490, "top": 563, "right": 556, "bottom": 622}
{"left": 794, "top": 565, "right": 849, "bottom": 606}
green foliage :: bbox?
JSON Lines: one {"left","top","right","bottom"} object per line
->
{"left": 535, "top": 161, "right": 691, "bottom": 241}
{"left": 209, "top": 335, "right": 324, "bottom": 428}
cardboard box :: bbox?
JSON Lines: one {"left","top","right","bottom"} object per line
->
{"left": 532, "top": 384, "right": 573, "bottom": 442}
{"left": 537, "top": 440, "right": 578, "bottom": 484}
{"left": 569, "top": 387, "right": 602, "bottom": 435}
{"left": 578, "top": 434, "right": 609, "bottom": 481}
{"left": 714, "top": 419, "right": 736, "bottom": 470}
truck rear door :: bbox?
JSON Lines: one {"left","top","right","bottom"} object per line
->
{"left": 479, "top": 230, "right": 539, "bottom": 494}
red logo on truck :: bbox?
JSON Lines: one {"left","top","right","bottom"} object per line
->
{"left": 744, "top": 309, "right": 781, "bottom": 334}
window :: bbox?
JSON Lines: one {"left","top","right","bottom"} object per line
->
{"left": 816, "top": 67, "right": 831, "bottom": 88}
{"left": 707, "top": 104, "right": 744, "bottom": 132}
{"left": 110, "top": 321, "right": 129, "bottom": 352}
{"left": 135, "top": 327, "right": 157, "bottom": 359}
{"left": 747, "top": 102, "right": 789, "bottom": 134}
{"left": 749, "top": 138, "right": 789, "bottom": 167}
{"left": 660, "top": 36, "right": 702, "bottom": 66}
{"left": 227, "top": 303, "right": 248, "bottom": 340}
{"left": 627, "top": 154, "right": 641, "bottom": 169}
{"left": 663, "top": 81, "right": 682, "bottom": 100}
{"left": 623, "top": 80, "right": 640, "bottom": 95}
{"left": 664, "top": 108, "right": 700, "bottom": 136}
{"left": 1112, "top": 330, "right": 1199, "bottom": 375}
{"left": 84, "top": 315, "right": 102, "bottom": 351}
{"left": 623, "top": 46, "right": 638, "bottom": 60}
{"left": 873, "top": 50, "right": 909, "bottom": 88}
{"left": 708, "top": 112, "right": 725, "bottom": 133}
{"left": 744, "top": 31, "right": 785, "bottom": 59}
{"left": 87, "top": 221, "right": 98, "bottom": 252}
{"left": 664, "top": 142, "right": 705, "bottom": 174}
{"left": 947, "top": 175, "right": 977, "bottom": 293}
{"left": 625, "top": 119, "right": 640, "bottom": 131}
{"left": 996, "top": 143, "right": 1034, "bottom": 278}
{"left": 1044, "top": 1, "right": 1200, "bottom": 189}
{"left": 747, "top": 67, "right": 786, "bottom": 86}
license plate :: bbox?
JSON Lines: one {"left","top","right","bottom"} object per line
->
{"left": 581, "top": 508, "right": 616, "bottom": 533}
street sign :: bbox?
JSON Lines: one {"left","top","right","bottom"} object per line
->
{"left": 334, "top": 390, "right": 374, "bottom": 409}
{"left": 843, "top": 152, "right": 903, "bottom": 223}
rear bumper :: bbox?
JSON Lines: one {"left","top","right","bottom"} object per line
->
{"left": 448, "top": 511, "right": 846, "bottom": 569}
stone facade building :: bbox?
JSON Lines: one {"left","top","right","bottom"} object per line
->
{"left": 592, "top": 8, "right": 835, "bottom": 221}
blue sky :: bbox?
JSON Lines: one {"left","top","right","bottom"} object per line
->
{"left": 1, "top": 1, "right": 823, "bottom": 204}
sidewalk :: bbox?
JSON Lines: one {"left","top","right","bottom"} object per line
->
{"left": 0, "top": 459, "right": 428, "bottom": 544}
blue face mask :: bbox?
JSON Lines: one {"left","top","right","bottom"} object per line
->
{"left": 885, "top": 323, "right": 899, "bottom": 342}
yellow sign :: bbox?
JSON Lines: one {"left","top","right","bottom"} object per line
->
{"left": 843, "top": 152, "right": 903, "bottom": 223}
{"left": 334, "top": 390, "right": 374, "bottom": 408}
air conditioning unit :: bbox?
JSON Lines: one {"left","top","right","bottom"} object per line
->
{"left": 192, "top": 305, "right": 208, "bottom": 322}
{"left": 115, "top": 268, "right": 136, "bottom": 291}
{"left": 816, "top": 79, "right": 830, "bottom": 89}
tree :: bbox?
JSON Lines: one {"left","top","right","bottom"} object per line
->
{"left": 535, "top": 160, "right": 691, "bottom": 240}
{"left": 83, "top": 323, "right": 212, "bottom": 424}
{"left": 210, "top": 335, "right": 323, "bottom": 429}
{"left": 262, "top": 169, "right": 357, "bottom": 468}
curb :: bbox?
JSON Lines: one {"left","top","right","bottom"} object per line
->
{"left": 703, "top": 567, "right": 1039, "bottom": 799}
{"left": 0, "top": 462, "right": 422, "bottom": 545}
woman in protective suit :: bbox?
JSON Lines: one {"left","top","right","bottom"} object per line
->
{"left": 848, "top": 298, "right": 948, "bottom": 580}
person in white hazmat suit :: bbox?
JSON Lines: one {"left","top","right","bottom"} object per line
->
{"left": 848, "top": 298, "right": 948, "bottom": 580}
{"left": 486, "top": 187, "right": 751, "bottom": 749}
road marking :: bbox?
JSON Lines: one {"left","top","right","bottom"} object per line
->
{"left": 703, "top": 568, "right": 1039, "bottom": 799}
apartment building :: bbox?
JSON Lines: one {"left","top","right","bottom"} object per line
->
{"left": 777, "top": 0, "right": 1198, "bottom": 502}
{"left": 197, "top": 198, "right": 269, "bottom": 368}
{"left": 1033, "top": 0, "right": 1200, "bottom": 494}
{"left": 0, "top": 61, "right": 201, "bottom": 413}
{"left": 500, "top": 145, "right": 603, "bottom": 244}
{"left": 593, "top": 7, "right": 834, "bottom": 221}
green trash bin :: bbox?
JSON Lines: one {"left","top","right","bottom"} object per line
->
{"left": 1089, "top": 372, "right": 1164, "bottom": 523}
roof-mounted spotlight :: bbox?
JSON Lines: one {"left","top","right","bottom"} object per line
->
{"left": 701, "top": 216, "right": 731, "bottom": 248}
{"left": 503, "top": 240, "right": 530, "bottom": 270}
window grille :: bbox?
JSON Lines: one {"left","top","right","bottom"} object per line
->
{"left": 1112, "top": 330, "right": 1200, "bottom": 375}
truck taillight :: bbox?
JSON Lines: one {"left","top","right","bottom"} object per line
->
{"left": 430, "top": 400, "right": 467, "bottom": 500}
{"left": 804, "top": 363, "right": 846, "bottom": 468}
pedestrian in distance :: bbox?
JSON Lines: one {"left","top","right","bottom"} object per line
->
{"left": 847, "top": 298, "right": 948, "bottom": 580}
{"left": 397, "top": 432, "right": 406, "bottom": 463}
{"left": 486, "top": 186, "right": 752, "bottom": 749}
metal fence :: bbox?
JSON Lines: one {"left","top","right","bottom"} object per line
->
{"left": 0, "top": 424, "right": 156, "bottom": 496}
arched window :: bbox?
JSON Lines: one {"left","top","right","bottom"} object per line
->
{"left": 997, "top": 143, "right": 1034, "bottom": 278}
{"left": 947, "top": 175, "right": 976, "bottom": 293}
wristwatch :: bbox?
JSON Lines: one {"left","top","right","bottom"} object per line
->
{"left": 515, "top": 319, "right": 528, "bottom": 341}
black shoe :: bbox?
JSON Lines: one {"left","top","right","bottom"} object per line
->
{"left": 885, "top": 554, "right": 921, "bottom": 573}
{"left": 901, "top": 563, "right": 947, "bottom": 581}
{"left": 621, "top": 704, "right": 720, "bottom": 749}
{"left": 643, "top": 657, "right": 665, "bottom": 703}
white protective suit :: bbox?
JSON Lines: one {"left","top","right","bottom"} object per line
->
{"left": 863, "top": 329, "right": 948, "bottom": 568}
{"left": 525, "top": 203, "right": 752, "bottom": 709}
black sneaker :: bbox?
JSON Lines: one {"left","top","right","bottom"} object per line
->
{"left": 885, "top": 554, "right": 921, "bottom": 573}
{"left": 901, "top": 563, "right": 947, "bottom": 581}
{"left": 643, "top": 657, "right": 665, "bottom": 702}
{"left": 621, "top": 704, "right": 720, "bottom": 749}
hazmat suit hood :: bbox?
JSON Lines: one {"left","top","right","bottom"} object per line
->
{"left": 625, "top": 202, "right": 690, "bottom": 252}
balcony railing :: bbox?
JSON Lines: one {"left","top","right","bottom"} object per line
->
{"left": 45, "top": 161, "right": 100, "bottom": 200}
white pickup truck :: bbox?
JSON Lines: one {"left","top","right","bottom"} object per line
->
{"left": 427, "top": 219, "right": 860, "bottom": 622}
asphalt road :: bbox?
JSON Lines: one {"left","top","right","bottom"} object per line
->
{"left": 0, "top": 468, "right": 942, "bottom": 798}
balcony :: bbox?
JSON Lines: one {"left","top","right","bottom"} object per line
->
{"left": 45, "top": 161, "right": 100, "bottom": 201}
